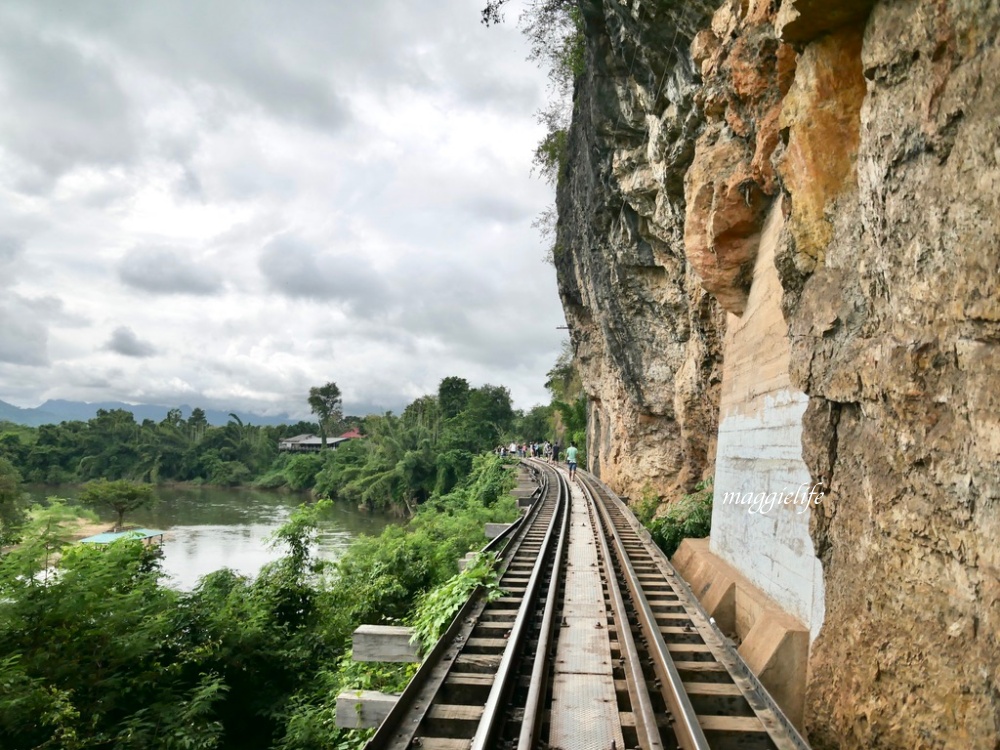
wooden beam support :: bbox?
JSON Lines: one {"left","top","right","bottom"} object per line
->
{"left": 352, "top": 624, "right": 421, "bottom": 663}
{"left": 484, "top": 522, "right": 510, "bottom": 540}
{"left": 335, "top": 690, "right": 398, "bottom": 729}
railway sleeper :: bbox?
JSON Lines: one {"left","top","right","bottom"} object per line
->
{"left": 409, "top": 738, "right": 469, "bottom": 750}
{"left": 683, "top": 682, "right": 759, "bottom": 717}
{"left": 617, "top": 711, "right": 775, "bottom": 750}
{"left": 422, "top": 703, "right": 483, "bottom": 738}
{"left": 452, "top": 653, "right": 501, "bottom": 673}
{"left": 438, "top": 676, "right": 492, "bottom": 706}
{"left": 462, "top": 637, "right": 509, "bottom": 653}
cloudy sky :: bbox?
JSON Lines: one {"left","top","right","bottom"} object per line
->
{"left": 0, "top": 0, "right": 567, "bottom": 419}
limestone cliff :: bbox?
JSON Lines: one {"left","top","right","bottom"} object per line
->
{"left": 555, "top": 0, "right": 724, "bottom": 502}
{"left": 554, "top": 0, "right": 1000, "bottom": 746}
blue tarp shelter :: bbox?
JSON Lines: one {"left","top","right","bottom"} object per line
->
{"left": 79, "top": 528, "right": 166, "bottom": 544}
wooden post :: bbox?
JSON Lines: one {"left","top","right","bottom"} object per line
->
{"left": 458, "top": 551, "right": 478, "bottom": 571}
{"left": 484, "top": 522, "right": 510, "bottom": 540}
{"left": 352, "top": 624, "right": 421, "bottom": 663}
{"left": 335, "top": 690, "right": 398, "bottom": 729}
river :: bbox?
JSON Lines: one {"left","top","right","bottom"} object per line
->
{"left": 23, "top": 484, "right": 399, "bottom": 590}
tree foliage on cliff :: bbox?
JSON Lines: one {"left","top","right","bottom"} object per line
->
{"left": 483, "top": 0, "right": 584, "bottom": 186}
{"left": 544, "top": 340, "right": 587, "bottom": 459}
{"left": 634, "top": 478, "right": 714, "bottom": 557}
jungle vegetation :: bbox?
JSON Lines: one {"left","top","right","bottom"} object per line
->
{"left": 0, "top": 452, "right": 519, "bottom": 750}
{"left": 0, "top": 375, "right": 573, "bottom": 516}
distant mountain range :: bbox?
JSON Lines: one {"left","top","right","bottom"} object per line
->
{"left": 0, "top": 399, "right": 300, "bottom": 428}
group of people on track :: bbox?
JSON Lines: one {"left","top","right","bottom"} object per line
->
{"left": 495, "top": 440, "right": 580, "bottom": 481}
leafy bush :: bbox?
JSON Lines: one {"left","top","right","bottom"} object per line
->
{"left": 253, "top": 471, "right": 289, "bottom": 490}
{"left": 0, "top": 452, "right": 520, "bottom": 750}
{"left": 632, "top": 482, "right": 661, "bottom": 526}
{"left": 284, "top": 453, "right": 325, "bottom": 491}
{"left": 644, "top": 478, "right": 713, "bottom": 558}
{"left": 313, "top": 440, "right": 367, "bottom": 500}
{"left": 433, "top": 449, "right": 472, "bottom": 495}
{"left": 208, "top": 459, "right": 251, "bottom": 487}
{"left": 462, "top": 453, "right": 517, "bottom": 507}
{"left": 253, "top": 453, "right": 291, "bottom": 489}
{"left": 410, "top": 552, "right": 503, "bottom": 654}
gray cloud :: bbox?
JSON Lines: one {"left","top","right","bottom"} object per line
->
{"left": 119, "top": 247, "right": 224, "bottom": 295}
{"left": 462, "top": 195, "right": 536, "bottom": 225}
{"left": 0, "top": 294, "right": 54, "bottom": 366}
{"left": 1, "top": 1, "right": 351, "bottom": 133}
{"left": 104, "top": 326, "right": 157, "bottom": 358}
{"left": 0, "top": 0, "right": 564, "bottom": 418}
{"left": 259, "top": 236, "right": 388, "bottom": 311}
{"left": 1, "top": 0, "right": 540, "bottom": 131}
{"left": 0, "top": 24, "right": 135, "bottom": 184}
{"left": 0, "top": 235, "right": 25, "bottom": 287}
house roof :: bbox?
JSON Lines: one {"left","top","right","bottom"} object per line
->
{"left": 280, "top": 434, "right": 323, "bottom": 445}
{"left": 278, "top": 430, "right": 361, "bottom": 448}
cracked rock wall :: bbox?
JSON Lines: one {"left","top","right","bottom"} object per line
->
{"left": 792, "top": 2, "right": 1000, "bottom": 747}
{"left": 555, "top": 0, "right": 723, "bottom": 502}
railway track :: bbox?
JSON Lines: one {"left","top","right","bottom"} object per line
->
{"left": 365, "top": 461, "right": 811, "bottom": 750}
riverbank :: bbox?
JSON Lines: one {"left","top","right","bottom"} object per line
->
{"left": 21, "top": 482, "right": 399, "bottom": 590}
{"left": 66, "top": 518, "right": 113, "bottom": 541}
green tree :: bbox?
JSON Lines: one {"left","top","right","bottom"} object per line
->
{"left": 0, "top": 457, "right": 26, "bottom": 547}
{"left": 78, "top": 409, "right": 141, "bottom": 480}
{"left": 308, "top": 382, "right": 344, "bottom": 449}
{"left": 461, "top": 384, "right": 515, "bottom": 451}
{"left": 162, "top": 407, "right": 184, "bottom": 428}
{"left": 514, "top": 404, "right": 553, "bottom": 442}
{"left": 187, "top": 407, "right": 210, "bottom": 444}
{"left": 284, "top": 453, "right": 325, "bottom": 492}
{"left": 80, "top": 479, "right": 155, "bottom": 531}
{"left": 0, "top": 527, "right": 227, "bottom": 750}
{"left": 437, "top": 377, "right": 470, "bottom": 420}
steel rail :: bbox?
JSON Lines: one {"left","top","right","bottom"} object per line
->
{"left": 516, "top": 461, "right": 571, "bottom": 749}
{"left": 363, "top": 466, "right": 552, "bottom": 750}
{"left": 583, "top": 473, "right": 713, "bottom": 750}
{"left": 584, "top": 472, "right": 813, "bottom": 750}
{"left": 468, "top": 461, "right": 569, "bottom": 750}
{"left": 581, "top": 473, "right": 666, "bottom": 750}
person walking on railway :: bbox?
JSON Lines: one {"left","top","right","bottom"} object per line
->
{"left": 566, "top": 443, "right": 578, "bottom": 481}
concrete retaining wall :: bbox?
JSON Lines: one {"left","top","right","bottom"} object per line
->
{"left": 709, "top": 204, "right": 825, "bottom": 641}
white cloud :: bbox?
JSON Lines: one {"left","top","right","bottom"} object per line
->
{"left": 0, "top": 0, "right": 567, "bottom": 418}
{"left": 119, "top": 246, "right": 224, "bottom": 295}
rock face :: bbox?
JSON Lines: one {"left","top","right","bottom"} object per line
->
{"left": 791, "top": 3, "right": 1000, "bottom": 747}
{"left": 555, "top": 0, "right": 1000, "bottom": 746}
{"left": 555, "top": 0, "right": 724, "bottom": 501}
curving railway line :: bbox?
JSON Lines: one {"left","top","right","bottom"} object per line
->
{"left": 365, "top": 460, "right": 811, "bottom": 750}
